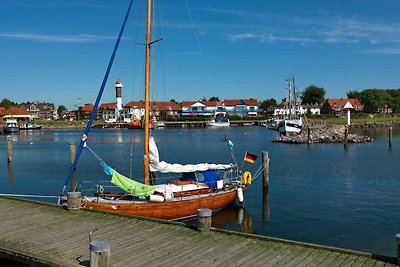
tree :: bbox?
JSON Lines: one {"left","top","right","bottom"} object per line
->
{"left": 57, "top": 105, "right": 68, "bottom": 117}
{"left": 301, "top": 85, "right": 326, "bottom": 105}
{"left": 259, "top": 98, "right": 277, "bottom": 111}
{"left": 360, "top": 89, "right": 391, "bottom": 113}
{"left": 209, "top": 96, "right": 220, "bottom": 102}
{"left": 347, "top": 90, "right": 362, "bottom": 100}
{"left": 0, "top": 98, "right": 14, "bottom": 109}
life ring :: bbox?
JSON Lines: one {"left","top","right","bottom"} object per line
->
{"left": 242, "top": 171, "right": 252, "bottom": 185}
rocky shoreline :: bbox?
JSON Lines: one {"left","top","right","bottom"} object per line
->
{"left": 272, "top": 125, "right": 373, "bottom": 144}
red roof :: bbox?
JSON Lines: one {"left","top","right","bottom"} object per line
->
{"left": 99, "top": 102, "right": 116, "bottom": 110}
{"left": 81, "top": 103, "right": 94, "bottom": 112}
{"left": 201, "top": 101, "right": 223, "bottom": 106}
{"left": 325, "top": 98, "right": 362, "bottom": 109}
{"left": 125, "top": 101, "right": 181, "bottom": 111}
{"left": 0, "top": 107, "right": 31, "bottom": 116}
{"left": 224, "top": 98, "right": 259, "bottom": 106}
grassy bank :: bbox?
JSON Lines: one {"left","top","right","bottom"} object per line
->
{"left": 307, "top": 113, "right": 400, "bottom": 125}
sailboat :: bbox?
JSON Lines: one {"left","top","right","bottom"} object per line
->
{"left": 205, "top": 104, "right": 230, "bottom": 127}
{"left": 59, "top": 0, "right": 252, "bottom": 220}
{"left": 278, "top": 76, "right": 302, "bottom": 135}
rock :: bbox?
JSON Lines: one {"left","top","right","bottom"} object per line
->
{"left": 272, "top": 124, "right": 373, "bottom": 144}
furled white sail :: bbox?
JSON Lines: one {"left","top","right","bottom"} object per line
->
{"left": 149, "top": 136, "right": 233, "bottom": 173}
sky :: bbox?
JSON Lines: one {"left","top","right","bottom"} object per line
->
{"left": 1, "top": 0, "right": 400, "bottom": 110}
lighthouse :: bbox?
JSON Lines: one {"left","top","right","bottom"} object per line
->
{"left": 115, "top": 79, "right": 123, "bottom": 112}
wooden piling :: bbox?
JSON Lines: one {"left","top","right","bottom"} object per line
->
{"left": 262, "top": 151, "right": 270, "bottom": 193}
{"left": 90, "top": 239, "right": 111, "bottom": 267}
{"left": 69, "top": 143, "right": 76, "bottom": 166}
{"left": 396, "top": 234, "right": 400, "bottom": 265}
{"left": 197, "top": 208, "right": 212, "bottom": 231}
{"left": 389, "top": 126, "right": 393, "bottom": 148}
{"left": 7, "top": 140, "right": 13, "bottom": 163}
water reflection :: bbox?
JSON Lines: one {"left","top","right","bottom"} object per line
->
{"left": 185, "top": 205, "right": 256, "bottom": 234}
{"left": 262, "top": 191, "right": 270, "bottom": 222}
{"left": 7, "top": 163, "right": 13, "bottom": 186}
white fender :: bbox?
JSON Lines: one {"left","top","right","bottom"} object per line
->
{"left": 237, "top": 187, "right": 244, "bottom": 203}
{"left": 147, "top": 195, "right": 165, "bottom": 202}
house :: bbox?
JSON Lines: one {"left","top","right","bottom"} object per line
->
{"left": 302, "top": 104, "right": 321, "bottom": 115}
{"left": 99, "top": 102, "right": 117, "bottom": 121}
{"left": 78, "top": 103, "right": 97, "bottom": 119}
{"left": 321, "top": 98, "right": 363, "bottom": 116}
{"left": 0, "top": 107, "right": 34, "bottom": 122}
{"left": 223, "top": 99, "right": 260, "bottom": 116}
{"left": 180, "top": 101, "right": 222, "bottom": 116}
{"left": 22, "top": 101, "right": 58, "bottom": 120}
{"left": 125, "top": 101, "right": 181, "bottom": 120}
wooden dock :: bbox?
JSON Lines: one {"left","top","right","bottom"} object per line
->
{"left": 0, "top": 196, "right": 397, "bottom": 267}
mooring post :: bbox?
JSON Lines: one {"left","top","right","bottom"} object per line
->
{"left": 90, "top": 239, "right": 111, "bottom": 267}
{"left": 262, "top": 151, "right": 270, "bottom": 193}
{"left": 396, "top": 234, "right": 400, "bottom": 265}
{"left": 7, "top": 139, "right": 13, "bottom": 163}
{"left": 307, "top": 127, "right": 311, "bottom": 145}
{"left": 197, "top": 208, "right": 212, "bottom": 231}
{"left": 389, "top": 126, "right": 393, "bottom": 148}
{"left": 67, "top": 191, "right": 82, "bottom": 210}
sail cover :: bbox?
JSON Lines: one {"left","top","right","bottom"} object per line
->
{"left": 149, "top": 136, "right": 233, "bottom": 173}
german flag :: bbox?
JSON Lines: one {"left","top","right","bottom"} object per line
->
{"left": 244, "top": 152, "right": 257, "bottom": 164}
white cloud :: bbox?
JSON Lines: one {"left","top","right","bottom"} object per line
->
{"left": 0, "top": 32, "right": 115, "bottom": 43}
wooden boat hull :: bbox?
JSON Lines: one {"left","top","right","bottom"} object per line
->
{"left": 83, "top": 186, "right": 247, "bottom": 220}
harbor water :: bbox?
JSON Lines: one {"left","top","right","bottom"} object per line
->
{"left": 0, "top": 126, "right": 399, "bottom": 257}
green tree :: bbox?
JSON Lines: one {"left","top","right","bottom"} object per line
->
{"left": 57, "top": 105, "right": 68, "bottom": 117}
{"left": 0, "top": 98, "right": 14, "bottom": 109}
{"left": 347, "top": 90, "right": 362, "bottom": 100}
{"left": 360, "top": 89, "right": 392, "bottom": 113}
{"left": 301, "top": 85, "right": 326, "bottom": 105}
{"left": 209, "top": 96, "right": 220, "bottom": 102}
{"left": 259, "top": 98, "right": 277, "bottom": 111}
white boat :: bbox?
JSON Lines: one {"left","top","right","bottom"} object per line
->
{"left": 20, "top": 121, "right": 43, "bottom": 130}
{"left": 205, "top": 110, "right": 230, "bottom": 127}
{"left": 4, "top": 119, "right": 20, "bottom": 133}
{"left": 278, "top": 76, "right": 302, "bottom": 135}
{"left": 278, "top": 118, "right": 302, "bottom": 135}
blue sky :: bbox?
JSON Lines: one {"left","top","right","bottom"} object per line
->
{"left": 1, "top": 0, "right": 400, "bottom": 110}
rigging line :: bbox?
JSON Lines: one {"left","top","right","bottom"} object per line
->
{"left": 62, "top": 0, "right": 134, "bottom": 195}
{"left": 84, "top": 144, "right": 103, "bottom": 162}
{"left": 184, "top": 0, "right": 215, "bottom": 93}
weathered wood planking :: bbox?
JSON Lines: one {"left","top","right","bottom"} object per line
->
{"left": 0, "top": 196, "right": 397, "bottom": 267}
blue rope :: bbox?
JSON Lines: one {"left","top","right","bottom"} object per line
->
{"left": 62, "top": 0, "right": 134, "bottom": 195}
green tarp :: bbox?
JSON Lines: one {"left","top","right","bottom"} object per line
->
{"left": 111, "top": 170, "right": 156, "bottom": 197}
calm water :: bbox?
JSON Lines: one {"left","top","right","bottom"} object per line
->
{"left": 0, "top": 126, "right": 399, "bottom": 257}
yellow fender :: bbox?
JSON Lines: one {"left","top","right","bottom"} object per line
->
{"left": 242, "top": 171, "right": 252, "bottom": 185}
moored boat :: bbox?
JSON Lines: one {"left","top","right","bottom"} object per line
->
{"left": 60, "top": 0, "right": 255, "bottom": 220}
{"left": 278, "top": 76, "right": 303, "bottom": 135}
{"left": 4, "top": 119, "right": 20, "bottom": 133}
{"left": 20, "top": 121, "right": 43, "bottom": 130}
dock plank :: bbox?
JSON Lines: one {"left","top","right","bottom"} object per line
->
{"left": 0, "top": 196, "right": 396, "bottom": 267}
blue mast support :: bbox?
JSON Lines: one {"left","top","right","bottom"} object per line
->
{"left": 62, "top": 0, "right": 134, "bottom": 195}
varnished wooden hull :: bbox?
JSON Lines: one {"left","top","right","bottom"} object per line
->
{"left": 83, "top": 186, "right": 247, "bottom": 220}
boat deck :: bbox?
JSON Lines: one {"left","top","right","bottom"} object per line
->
{"left": 0, "top": 196, "right": 397, "bottom": 266}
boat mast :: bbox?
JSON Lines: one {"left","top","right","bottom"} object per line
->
{"left": 144, "top": 0, "right": 152, "bottom": 185}
{"left": 287, "top": 77, "right": 292, "bottom": 119}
